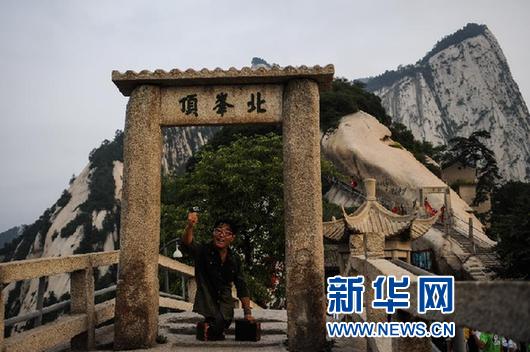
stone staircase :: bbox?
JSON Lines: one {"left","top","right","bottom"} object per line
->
{"left": 155, "top": 310, "right": 365, "bottom": 352}
{"left": 447, "top": 226, "right": 499, "bottom": 280}
{"left": 157, "top": 309, "right": 288, "bottom": 351}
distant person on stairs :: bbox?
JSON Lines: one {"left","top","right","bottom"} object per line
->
{"left": 350, "top": 177, "right": 358, "bottom": 190}
{"left": 181, "top": 211, "right": 255, "bottom": 340}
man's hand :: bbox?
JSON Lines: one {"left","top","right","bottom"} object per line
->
{"left": 182, "top": 212, "right": 198, "bottom": 246}
{"left": 244, "top": 313, "right": 255, "bottom": 322}
{"left": 187, "top": 212, "right": 198, "bottom": 226}
{"left": 241, "top": 297, "right": 254, "bottom": 322}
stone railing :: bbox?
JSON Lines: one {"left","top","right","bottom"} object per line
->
{"left": 158, "top": 254, "right": 195, "bottom": 312}
{"left": 0, "top": 251, "right": 119, "bottom": 351}
{"left": 1, "top": 251, "right": 259, "bottom": 351}
{"left": 344, "top": 256, "right": 530, "bottom": 352}
{"left": 0, "top": 252, "right": 197, "bottom": 351}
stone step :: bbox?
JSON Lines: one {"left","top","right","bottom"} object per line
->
{"left": 466, "top": 270, "right": 479, "bottom": 275}
{"left": 165, "top": 316, "right": 286, "bottom": 324}
{"left": 161, "top": 310, "right": 287, "bottom": 325}
{"left": 469, "top": 271, "right": 485, "bottom": 275}
{"left": 469, "top": 273, "right": 484, "bottom": 277}
{"left": 466, "top": 264, "right": 481, "bottom": 269}
{"left": 170, "top": 333, "right": 287, "bottom": 349}
{"left": 162, "top": 322, "right": 287, "bottom": 336}
{"left": 470, "top": 273, "right": 487, "bottom": 280}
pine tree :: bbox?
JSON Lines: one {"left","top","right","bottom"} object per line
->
{"left": 490, "top": 182, "right": 530, "bottom": 279}
{"left": 443, "top": 130, "right": 500, "bottom": 205}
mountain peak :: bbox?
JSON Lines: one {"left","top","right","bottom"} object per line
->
{"left": 364, "top": 23, "right": 530, "bottom": 182}
{"left": 365, "top": 23, "right": 491, "bottom": 92}
{"left": 251, "top": 57, "right": 272, "bottom": 69}
{"left": 421, "top": 23, "right": 489, "bottom": 64}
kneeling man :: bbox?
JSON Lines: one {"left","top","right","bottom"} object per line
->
{"left": 181, "top": 211, "right": 254, "bottom": 340}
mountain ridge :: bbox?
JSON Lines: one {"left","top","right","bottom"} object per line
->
{"left": 363, "top": 23, "right": 530, "bottom": 181}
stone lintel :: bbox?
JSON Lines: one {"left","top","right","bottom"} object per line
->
{"left": 112, "top": 65, "right": 334, "bottom": 96}
{"left": 160, "top": 84, "right": 283, "bottom": 126}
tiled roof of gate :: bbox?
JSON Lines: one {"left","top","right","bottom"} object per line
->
{"left": 112, "top": 65, "right": 335, "bottom": 96}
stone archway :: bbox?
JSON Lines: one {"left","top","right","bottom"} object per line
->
{"left": 111, "top": 66, "right": 334, "bottom": 351}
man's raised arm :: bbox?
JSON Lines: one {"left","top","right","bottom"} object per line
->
{"left": 182, "top": 212, "right": 198, "bottom": 246}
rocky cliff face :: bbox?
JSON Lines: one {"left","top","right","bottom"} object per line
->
{"left": 162, "top": 126, "right": 219, "bottom": 173}
{"left": 2, "top": 126, "right": 215, "bottom": 333}
{"left": 365, "top": 24, "right": 530, "bottom": 181}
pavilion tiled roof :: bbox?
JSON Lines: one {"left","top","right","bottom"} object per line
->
{"left": 323, "top": 178, "right": 439, "bottom": 241}
{"left": 323, "top": 218, "right": 347, "bottom": 241}
{"left": 343, "top": 201, "right": 415, "bottom": 238}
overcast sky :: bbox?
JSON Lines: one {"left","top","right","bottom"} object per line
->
{"left": 1, "top": 0, "right": 529, "bottom": 232}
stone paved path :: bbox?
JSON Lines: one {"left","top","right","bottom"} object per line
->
{"left": 91, "top": 309, "right": 365, "bottom": 351}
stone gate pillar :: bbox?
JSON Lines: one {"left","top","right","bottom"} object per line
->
{"left": 283, "top": 79, "right": 326, "bottom": 351}
{"left": 114, "top": 85, "right": 162, "bottom": 349}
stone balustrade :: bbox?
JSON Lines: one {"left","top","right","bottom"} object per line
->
{"left": 345, "top": 256, "right": 530, "bottom": 352}
{"left": 0, "top": 251, "right": 119, "bottom": 351}
{"left": 0, "top": 251, "right": 202, "bottom": 351}
{"left": 0, "top": 251, "right": 261, "bottom": 351}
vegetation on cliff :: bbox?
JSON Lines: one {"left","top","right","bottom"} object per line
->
{"left": 490, "top": 182, "right": 530, "bottom": 279}
{"left": 442, "top": 130, "right": 500, "bottom": 206}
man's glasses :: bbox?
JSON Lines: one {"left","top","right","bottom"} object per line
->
{"left": 213, "top": 228, "right": 233, "bottom": 237}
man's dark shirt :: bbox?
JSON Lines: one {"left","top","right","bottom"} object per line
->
{"left": 182, "top": 240, "right": 249, "bottom": 321}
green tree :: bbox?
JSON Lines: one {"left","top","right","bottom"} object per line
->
{"left": 490, "top": 182, "right": 530, "bottom": 279}
{"left": 320, "top": 78, "right": 391, "bottom": 135}
{"left": 161, "top": 132, "right": 344, "bottom": 307}
{"left": 442, "top": 130, "right": 500, "bottom": 205}
{"left": 162, "top": 133, "right": 284, "bottom": 306}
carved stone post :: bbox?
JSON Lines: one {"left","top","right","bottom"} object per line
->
{"left": 444, "top": 188, "right": 452, "bottom": 237}
{"left": 361, "top": 179, "right": 388, "bottom": 332}
{"left": 350, "top": 234, "right": 364, "bottom": 256}
{"left": 35, "top": 277, "right": 46, "bottom": 327}
{"left": 453, "top": 326, "right": 467, "bottom": 352}
{"left": 363, "top": 233, "right": 387, "bottom": 326}
{"left": 187, "top": 278, "right": 197, "bottom": 303}
{"left": 283, "top": 79, "right": 326, "bottom": 351}
{"left": 114, "top": 85, "right": 162, "bottom": 349}
{"left": 70, "top": 267, "right": 95, "bottom": 350}
{"left": 364, "top": 280, "right": 388, "bottom": 325}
